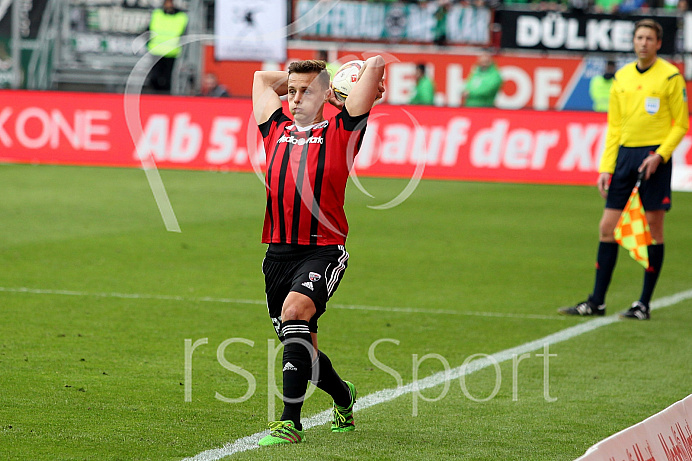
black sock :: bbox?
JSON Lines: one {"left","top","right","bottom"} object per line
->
{"left": 590, "top": 242, "right": 619, "bottom": 306}
{"left": 311, "top": 351, "right": 350, "bottom": 408}
{"left": 279, "top": 320, "right": 313, "bottom": 430}
{"left": 639, "top": 244, "right": 664, "bottom": 308}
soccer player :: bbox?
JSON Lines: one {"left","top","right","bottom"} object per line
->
{"left": 252, "top": 57, "right": 385, "bottom": 445}
{"left": 559, "top": 19, "right": 688, "bottom": 320}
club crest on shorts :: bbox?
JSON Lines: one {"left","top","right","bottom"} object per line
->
{"left": 309, "top": 272, "right": 321, "bottom": 282}
{"left": 645, "top": 97, "right": 660, "bottom": 115}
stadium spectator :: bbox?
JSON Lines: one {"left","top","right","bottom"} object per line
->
{"left": 592, "top": 0, "right": 621, "bottom": 13}
{"left": 252, "top": 57, "right": 385, "bottom": 446}
{"left": 500, "top": 0, "right": 536, "bottom": 6}
{"left": 433, "top": 0, "right": 450, "bottom": 46}
{"left": 589, "top": 59, "right": 616, "bottom": 112}
{"left": 316, "top": 50, "right": 340, "bottom": 78}
{"left": 462, "top": 51, "right": 503, "bottom": 107}
{"left": 567, "top": 0, "right": 592, "bottom": 12}
{"left": 559, "top": 19, "right": 688, "bottom": 320}
{"left": 409, "top": 63, "right": 435, "bottom": 105}
{"left": 470, "top": 0, "right": 489, "bottom": 8}
{"left": 614, "top": 0, "right": 650, "bottom": 12}
{"left": 502, "top": 0, "right": 568, "bottom": 11}
{"left": 616, "top": 0, "right": 649, "bottom": 12}
{"left": 659, "top": 0, "right": 688, "bottom": 9}
{"left": 199, "top": 73, "right": 230, "bottom": 98}
{"left": 147, "top": 0, "right": 188, "bottom": 93}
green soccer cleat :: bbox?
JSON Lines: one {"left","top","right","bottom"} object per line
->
{"left": 331, "top": 381, "right": 357, "bottom": 433}
{"left": 257, "top": 420, "right": 304, "bottom": 446}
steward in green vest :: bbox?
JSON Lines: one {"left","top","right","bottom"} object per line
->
{"left": 589, "top": 60, "right": 616, "bottom": 112}
{"left": 148, "top": 0, "right": 188, "bottom": 58}
{"left": 410, "top": 63, "right": 435, "bottom": 105}
{"left": 463, "top": 52, "right": 503, "bottom": 108}
{"left": 147, "top": 0, "right": 188, "bottom": 92}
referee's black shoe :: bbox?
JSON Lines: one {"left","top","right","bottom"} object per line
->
{"left": 558, "top": 299, "right": 605, "bottom": 316}
{"left": 619, "top": 301, "right": 650, "bottom": 320}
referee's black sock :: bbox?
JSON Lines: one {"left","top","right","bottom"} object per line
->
{"left": 590, "top": 241, "right": 619, "bottom": 306}
{"left": 639, "top": 243, "right": 664, "bottom": 308}
{"left": 279, "top": 320, "right": 314, "bottom": 430}
{"left": 311, "top": 351, "right": 351, "bottom": 408}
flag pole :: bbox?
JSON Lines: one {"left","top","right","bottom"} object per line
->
{"left": 614, "top": 169, "right": 652, "bottom": 268}
{"left": 634, "top": 169, "right": 645, "bottom": 190}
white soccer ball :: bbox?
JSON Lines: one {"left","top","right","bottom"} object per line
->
{"left": 331, "top": 60, "right": 365, "bottom": 102}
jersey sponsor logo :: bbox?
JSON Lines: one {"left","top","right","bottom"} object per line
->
{"left": 309, "top": 272, "right": 321, "bottom": 282}
{"left": 301, "top": 281, "right": 314, "bottom": 291}
{"left": 287, "top": 120, "right": 328, "bottom": 131}
{"left": 278, "top": 134, "right": 324, "bottom": 145}
{"left": 645, "top": 97, "right": 660, "bottom": 115}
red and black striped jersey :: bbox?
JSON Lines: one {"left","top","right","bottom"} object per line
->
{"left": 259, "top": 107, "right": 369, "bottom": 246}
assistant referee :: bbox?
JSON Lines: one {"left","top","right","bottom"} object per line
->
{"left": 560, "top": 19, "right": 689, "bottom": 320}
{"left": 251, "top": 57, "right": 385, "bottom": 445}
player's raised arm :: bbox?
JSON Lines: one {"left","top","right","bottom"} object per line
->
{"left": 345, "top": 55, "right": 385, "bottom": 117}
{"left": 252, "top": 71, "right": 288, "bottom": 125}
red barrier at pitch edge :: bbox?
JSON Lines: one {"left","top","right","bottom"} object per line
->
{"left": 576, "top": 394, "right": 692, "bottom": 461}
{"left": 1, "top": 90, "right": 692, "bottom": 189}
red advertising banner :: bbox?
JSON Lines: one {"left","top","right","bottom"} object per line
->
{"left": 204, "top": 46, "right": 688, "bottom": 112}
{"left": 2, "top": 90, "right": 692, "bottom": 190}
{"left": 203, "top": 46, "right": 586, "bottom": 110}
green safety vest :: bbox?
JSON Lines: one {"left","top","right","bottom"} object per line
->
{"left": 589, "top": 75, "right": 614, "bottom": 112}
{"left": 148, "top": 9, "right": 188, "bottom": 58}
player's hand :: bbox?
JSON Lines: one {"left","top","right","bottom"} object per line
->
{"left": 374, "top": 79, "right": 385, "bottom": 104}
{"left": 597, "top": 172, "right": 612, "bottom": 199}
{"left": 638, "top": 152, "right": 662, "bottom": 180}
{"left": 327, "top": 88, "right": 345, "bottom": 110}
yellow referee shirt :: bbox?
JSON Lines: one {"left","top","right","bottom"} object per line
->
{"left": 600, "top": 58, "right": 689, "bottom": 174}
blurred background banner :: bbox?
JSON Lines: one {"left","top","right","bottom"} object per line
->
{"left": 214, "top": 0, "right": 286, "bottom": 62}
{"left": 67, "top": 0, "right": 156, "bottom": 56}
{"left": 293, "top": 0, "right": 491, "bottom": 45}
{"left": 498, "top": 11, "right": 678, "bottom": 54}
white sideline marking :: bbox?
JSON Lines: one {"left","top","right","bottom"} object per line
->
{"left": 0, "top": 287, "right": 564, "bottom": 321}
{"left": 332, "top": 303, "right": 564, "bottom": 320}
{"left": 182, "top": 289, "right": 692, "bottom": 461}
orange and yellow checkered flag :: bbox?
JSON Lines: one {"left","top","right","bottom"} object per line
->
{"left": 614, "top": 180, "right": 652, "bottom": 269}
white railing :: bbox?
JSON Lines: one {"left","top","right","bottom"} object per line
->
{"left": 171, "top": 0, "right": 205, "bottom": 95}
{"left": 26, "top": 0, "right": 62, "bottom": 89}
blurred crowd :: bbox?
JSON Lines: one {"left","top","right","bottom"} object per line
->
{"left": 359, "top": 0, "right": 689, "bottom": 13}
{"left": 501, "top": 0, "right": 688, "bottom": 13}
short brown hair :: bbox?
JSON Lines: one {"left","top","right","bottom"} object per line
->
{"left": 634, "top": 19, "right": 663, "bottom": 41}
{"left": 287, "top": 60, "right": 330, "bottom": 90}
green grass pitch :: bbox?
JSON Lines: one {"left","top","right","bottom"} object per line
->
{"left": 1, "top": 164, "right": 691, "bottom": 460}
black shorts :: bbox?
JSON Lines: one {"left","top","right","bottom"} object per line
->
{"left": 262, "top": 244, "right": 349, "bottom": 338}
{"left": 605, "top": 145, "right": 672, "bottom": 211}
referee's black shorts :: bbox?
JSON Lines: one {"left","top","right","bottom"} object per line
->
{"left": 262, "top": 243, "right": 349, "bottom": 339}
{"left": 606, "top": 145, "right": 672, "bottom": 211}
